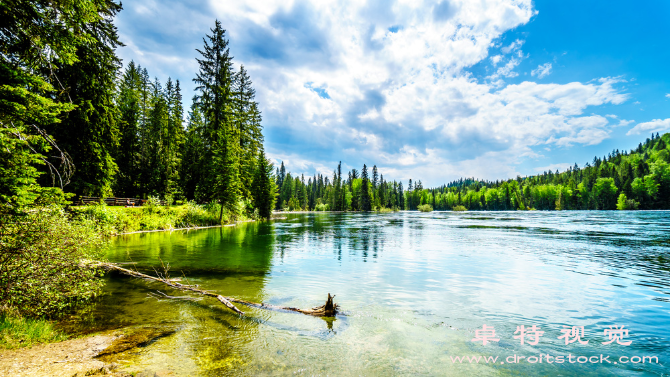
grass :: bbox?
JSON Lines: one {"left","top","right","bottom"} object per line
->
{"left": 69, "top": 201, "right": 244, "bottom": 235}
{"left": 0, "top": 313, "right": 67, "bottom": 349}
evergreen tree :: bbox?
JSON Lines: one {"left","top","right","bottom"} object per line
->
{"left": 252, "top": 149, "right": 276, "bottom": 218}
{"left": 48, "top": 0, "right": 123, "bottom": 196}
{"left": 115, "top": 61, "right": 142, "bottom": 196}
{"left": 234, "top": 65, "right": 263, "bottom": 201}
{"left": 193, "top": 20, "right": 240, "bottom": 219}
{"left": 360, "top": 164, "right": 372, "bottom": 211}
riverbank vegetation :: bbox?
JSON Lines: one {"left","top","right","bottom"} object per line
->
{"left": 0, "top": 0, "right": 276, "bottom": 346}
{"left": 0, "top": 314, "right": 67, "bottom": 349}
{"left": 71, "top": 200, "right": 231, "bottom": 235}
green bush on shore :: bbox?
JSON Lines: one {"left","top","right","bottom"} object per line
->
{"left": 0, "top": 205, "right": 105, "bottom": 318}
{"left": 452, "top": 205, "right": 467, "bottom": 211}
{"left": 314, "top": 203, "right": 329, "bottom": 211}
{"left": 417, "top": 204, "right": 433, "bottom": 212}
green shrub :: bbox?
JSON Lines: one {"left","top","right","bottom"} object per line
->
{"left": 143, "top": 195, "right": 163, "bottom": 214}
{"left": 616, "top": 192, "right": 640, "bottom": 210}
{"left": 0, "top": 205, "right": 105, "bottom": 317}
{"left": 76, "top": 203, "right": 119, "bottom": 234}
{"left": 315, "top": 203, "right": 329, "bottom": 211}
{"left": 178, "top": 201, "right": 218, "bottom": 227}
{"left": 452, "top": 205, "right": 467, "bottom": 211}
{"left": 417, "top": 204, "right": 433, "bottom": 212}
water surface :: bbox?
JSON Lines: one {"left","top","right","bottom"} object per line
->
{"left": 69, "top": 211, "right": 670, "bottom": 375}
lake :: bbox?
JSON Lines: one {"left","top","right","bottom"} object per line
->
{"left": 68, "top": 211, "right": 670, "bottom": 376}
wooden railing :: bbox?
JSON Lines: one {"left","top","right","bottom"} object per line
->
{"left": 77, "top": 196, "right": 167, "bottom": 206}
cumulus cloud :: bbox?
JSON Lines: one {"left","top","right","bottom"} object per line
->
{"left": 531, "top": 62, "right": 552, "bottom": 79}
{"left": 626, "top": 119, "right": 670, "bottom": 135}
{"left": 614, "top": 119, "right": 634, "bottom": 127}
{"left": 666, "top": 93, "right": 670, "bottom": 98}
{"left": 534, "top": 163, "right": 573, "bottom": 173}
{"left": 116, "top": 0, "right": 633, "bottom": 185}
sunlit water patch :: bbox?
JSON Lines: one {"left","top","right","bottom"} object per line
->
{"left": 65, "top": 211, "right": 670, "bottom": 376}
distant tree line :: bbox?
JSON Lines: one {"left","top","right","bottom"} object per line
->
{"left": 275, "top": 132, "right": 670, "bottom": 211}
{"left": 274, "top": 162, "right": 407, "bottom": 211}
{"left": 420, "top": 133, "right": 670, "bottom": 211}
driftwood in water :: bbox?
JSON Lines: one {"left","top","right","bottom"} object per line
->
{"left": 98, "top": 263, "right": 339, "bottom": 317}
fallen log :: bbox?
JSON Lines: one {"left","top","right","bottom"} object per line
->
{"left": 98, "top": 263, "right": 339, "bottom": 317}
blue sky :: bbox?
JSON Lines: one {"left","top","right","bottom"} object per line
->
{"left": 114, "top": 0, "right": 670, "bottom": 186}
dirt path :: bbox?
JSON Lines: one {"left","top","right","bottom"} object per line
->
{"left": 0, "top": 327, "right": 176, "bottom": 377}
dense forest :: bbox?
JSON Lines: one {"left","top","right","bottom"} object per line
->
{"left": 0, "top": 1, "right": 276, "bottom": 319}
{"left": 1, "top": 2, "right": 276, "bottom": 219}
{"left": 275, "top": 132, "right": 670, "bottom": 211}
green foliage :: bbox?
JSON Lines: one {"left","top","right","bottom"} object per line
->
{"left": 73, "top": 203, "right": 226, "bottom": 234}
{"left": 592, "top": 178, "right": 618, "bottom": 209}
{"left": 616, "top": 193, "right": 627, "bottom": 210}
{"left": 48, "top": 1, "right": 123, "bottom": 197}
{"left": 180, "top": 201, "right": 219, "bottom": 227}
{"left": 251, "top": 150, "right": 277, "bottom": 219}
{"left": 0, "top": 313, "right": 67, "bottom": 349}
{"left": 143, "top": 195, "right": 163, "bottom": 214}
{"left": 417, "top": 204, "right": 433, "bottom": 212}
{"left": 452, "top": 205, "right": 467, "bottom": 211}
{"left": 0, "top": 206, "right": 105, "bottom": 317}
{"left": 315, "top": 203, "right": 330, "bottom": 211}
{"left": 616, "top": 193, "right": 639, "bottom": 210}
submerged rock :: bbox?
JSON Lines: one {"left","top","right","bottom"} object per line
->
{"left": 96, "top": 326, "right": 177, "bottom": 361}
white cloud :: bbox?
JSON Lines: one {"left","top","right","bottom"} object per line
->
{"left": 531, "top": 62, "right": 552, "bottom": 79}
{"left": 117, "top": 0, "right": 634, "bottom": 185}
{"left": 207, "top": 0, "right": 629, "bottom": 184}
{"left": 490, "top": 54, "right": 503, "bottom": 66}
{"left": 666, "top": 93, "right": 670, "bottom": 98}
{"left": 614, "top": 119, "right": 634, "bottom": 127}
{"left": 626, "top": 119, "right": 670, "bottom": 135}
{"left": 489, "top": 57, "right": 521, "bottom": 80}
{"left": 501, "top": 39, "right": 524, "bottom": 54}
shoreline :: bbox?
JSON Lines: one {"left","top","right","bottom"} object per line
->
{"left": 114, "top": 219, "right": 255, "bottom": 236}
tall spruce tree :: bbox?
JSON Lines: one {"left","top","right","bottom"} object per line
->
{"left": 165, "top": 79, "right": 184, "bottom": 198}
{"left": 360, "top": 164, "right": 372, "bottom": 211}
{"left": 234, "top": 65, "right": 263, "bottom": 201}
{"left": 193, "top": 20, "right": 240, "bottom": 220}
{"left": 115, "top": 61, "right": 142, "bottom": 196}
{"left": 251, "top": 149, "right": 276, "bottom": 219}
{"left": 47, "top": 0, "right": 123, "bottom": 196}
{"left": 180, "top": 101, "right": 206, "bottom": 200}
